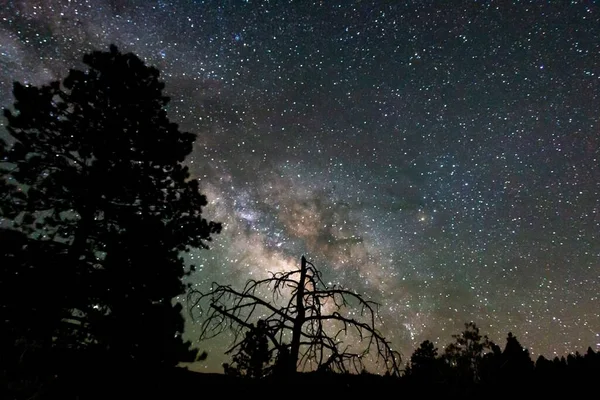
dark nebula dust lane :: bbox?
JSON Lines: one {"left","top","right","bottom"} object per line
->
{"left": 1, "top": 1, "right": 599, "bottom": 372}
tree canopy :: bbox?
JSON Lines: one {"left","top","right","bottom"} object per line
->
{"left": 443, "top": 322, "right": 495, "bottom": 384}
{"left": 0, "top": 44, "right": 221, "bottom": 388}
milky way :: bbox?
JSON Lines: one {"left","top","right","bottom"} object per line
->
{"left": 1, "top": 1, "right": 599, "bottom": 372}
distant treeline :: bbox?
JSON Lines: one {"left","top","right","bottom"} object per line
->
{"left": 201, "top": 322, "right": 600, "bottom": 398}
{"left": 398, "top": 322, "right": 600, "bottom": 396}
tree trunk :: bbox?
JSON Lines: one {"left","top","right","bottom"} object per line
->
{"left": 288, "top": 256, "right": 307, "bottom": 374}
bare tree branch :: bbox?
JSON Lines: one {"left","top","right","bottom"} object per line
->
{"left": 188, "top": 256, "right": 401, "bottom": 376}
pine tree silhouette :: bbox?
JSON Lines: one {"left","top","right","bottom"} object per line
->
{"left": 0, "top": 44, "right": 221, "bottom": 387}
{"left": 443, "top": 322, "right": 495, "bottom": 385}
{"left": 499, "top": 332, "right": 533, "bottom": 383}
{"left": 405, "top": 340, "right": 444, "bottom": 384}
{"left": 225, "top": 319, "right": 273, "bottom": 378}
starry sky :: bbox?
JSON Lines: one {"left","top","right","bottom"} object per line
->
{"left": 1, "top": 0, "right": 599, "bottom": 372}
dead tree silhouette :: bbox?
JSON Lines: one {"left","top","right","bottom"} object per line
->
{"left": 188, "top": 256, "right": 401, "bottom": 376}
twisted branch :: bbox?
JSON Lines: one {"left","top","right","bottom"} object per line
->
{"left": 187, "top": 256, "right": 401, "bottom": 376}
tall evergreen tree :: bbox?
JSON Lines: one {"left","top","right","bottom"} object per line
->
{"left": 224, "top": 319, "right": 273, "bottom": 378}
{"left": 499, "top": 332, "right": 533, "bottom": 381}
{"left": 444, "top": 322, "right": 495, "bottom": 384}
{"left": 406, "top": 340, "right": 442, "bottom": 383}
{"left": 0, "top": 45, "right": 221, "bottom": 370}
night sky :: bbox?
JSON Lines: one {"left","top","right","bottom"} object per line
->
{"left": 1, "top": 1, "right": 599, "bottom": 372}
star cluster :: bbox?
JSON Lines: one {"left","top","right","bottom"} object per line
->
{"left": 1, "top": 1, "right": 598, "bottom": 372}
